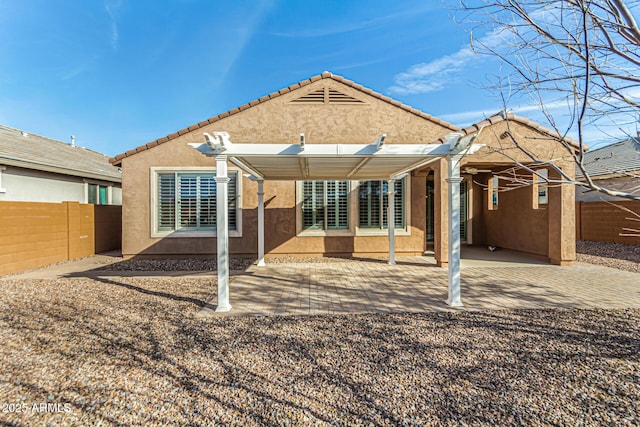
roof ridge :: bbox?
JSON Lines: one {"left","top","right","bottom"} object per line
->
{"left": 0, "top": 123, "right": 111, "bottom": 158}
{"left": 111, "top": 71, "right": 460, "bottom": 164}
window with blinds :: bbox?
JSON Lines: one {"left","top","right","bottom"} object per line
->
{"left": 358, "top": 178, "right": 405, "bottom": 229}
{"left": 157, "top": 171, "right": 237, "bottom": 232}
{"left": 301, "top": 180, "right": 349, "bottom": 230}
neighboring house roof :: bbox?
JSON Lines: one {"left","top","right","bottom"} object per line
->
{"left": 0, "top": 124, "right": 122, "bottom": 182}
{"left": 110, "top": 71, "right": 461, "bottom": 165}
{"left": 576, "top": 137, "right": 640, "bottom": 179}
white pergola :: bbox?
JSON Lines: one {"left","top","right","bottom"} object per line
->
{"left": 190, "top": 132, "right": 483, "bottom": 312}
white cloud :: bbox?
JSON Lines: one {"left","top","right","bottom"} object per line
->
{"left": 213, "top": 0, "right": 275, "bottom": 87}
{"left": 105, "top": 0, "right": 123, "bottom": 51}
{"left": 440, "top": 108, "right": 498, "bottom": 124}
{"left": 389, "top": 27, "right": 506, "bottom": 96}
{"left": 271, "top": 5, "right": 439, "bottom": 38}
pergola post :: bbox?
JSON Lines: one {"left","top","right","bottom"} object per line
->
{"left": 257, "top": 179, "right": 265, "bottom": 267}
{"left": 387, "top": 179, "right": 396, "bottom": 265}
{"left": 446, "top": 154, "right": 464, "bottom": 307}
{"left": 214, "top": 155, "right": 232, "bottom": 312}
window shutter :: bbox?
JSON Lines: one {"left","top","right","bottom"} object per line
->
{"left": 359, "top": 180, "right": 381, "bottom": 228}
{"left": 359, "top": 179, "right": 405, "bottom": 229}
{"left": 178, "top": 174, "right": 198, "bottom": 229}
{"left": 198, "top": 174, "right": 216, "bottom": 229}
{"left": 459, "top": 180, "right": 467, "bottom": 241}
{"left": 394, "top": 179, "right": 405, "bottom": 229}
{"left": 157, "top": 174, "right": 176, "bottom": 230}
{"left": 326, "top": 180, "right": 348, "bottom": 230}
{"left": 228, "top": 173, "right": 237, "bottom": 231}
{"left": 302, "top": 181, "right": 324, "bottom": 229}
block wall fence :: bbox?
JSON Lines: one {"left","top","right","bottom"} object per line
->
{"left": 0, "top": 201, "right": 122, "bottom": 275}
{"left": 576, "top": 201, "right": 640, "bottom": 245}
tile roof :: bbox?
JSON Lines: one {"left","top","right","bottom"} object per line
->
{"left": 0, "top": 124, "right": 121, "bottom": 182}
{"left": 110, "top": 71, "right": 461, "bottom": 165}
{"left": 438, "top": 111, "right": 581, "bottom": 149}
{"left": 576, "top": 137, "right": 640, "bottom": 179}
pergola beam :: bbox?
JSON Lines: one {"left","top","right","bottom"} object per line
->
{"left": 347, "top": 157, "right": 371, "bottom": 178}
{"left": 229, "top": 156, "right": 264, "bottom": 180}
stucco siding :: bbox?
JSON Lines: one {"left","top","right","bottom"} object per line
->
{"left": 482, "top": 178, "right": 550, "bottom": 256}
{"left": 0, "top": 165, "right": 122, "bottom": 204}
{"left": 0, "top": 166, "right": 86, "bottom": 203}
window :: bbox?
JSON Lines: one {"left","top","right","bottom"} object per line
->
{"left": 301, "top": 180, "right": 349, "bottom": 230}
{"left": 155, "top": 171, "right": 238, "bottom": 233}
{"left": 358, "top": 178, "right": 405, "bottom": 229}
{"left": 536, "top": 169, "right": 548, "bottom": 206}
{"left": 88, "top": 184, "right": 109, "bottom": 204}
{"left": 488, "top": 175, "right": 499, "bottom": 210}
{"left": 426, "top": 178, "right": 468, "bottom": 242}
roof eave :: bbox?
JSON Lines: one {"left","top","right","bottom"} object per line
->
{"left": 0, "top": 157, "right": 122, "bottom": 183}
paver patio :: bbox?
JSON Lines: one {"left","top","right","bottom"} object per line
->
{"left": 198, "top": 256, "right": 639, "bottom": 317}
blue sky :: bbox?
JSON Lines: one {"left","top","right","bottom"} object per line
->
{"left": 0, "top": 0, "right": 635, "bottom": 157}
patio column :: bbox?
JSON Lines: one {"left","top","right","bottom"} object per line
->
{"left": 387, "top": 179, "right": 396, "bottom": 265}
{"left": 215, "top": 155, "right": 232, "bottom": 312}
{"left": 257, "top": 179, "right": 265, "bottom": 267}
{"left": 548, "top": 163, "right": 576, "bottom": 265}
{"left": 446, "top": 154, "right": 464, "bottom": 307}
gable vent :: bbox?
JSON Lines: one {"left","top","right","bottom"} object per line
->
{"left": 291, "top": 87, "right": 364, "bottom": 104}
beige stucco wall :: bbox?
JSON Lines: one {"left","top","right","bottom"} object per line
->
{"left": 121, "top": 79, "right": 443, "bottom": 258}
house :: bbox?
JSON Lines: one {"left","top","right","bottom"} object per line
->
{"left": 576, "top": 136, "right": 640, "bottom": 201}
{"left": 0, "top": 124, "right": 123, "bottom": 275}
{"left": 0, "top": 124, "right": 122, "bottom": 204}
{"left": 111, "top": 72, "right": 576, "bottom": 271}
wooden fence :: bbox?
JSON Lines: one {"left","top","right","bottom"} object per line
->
{"left": 0, "top": 201, "right": 122, "bottom": 276}
{"left": 576, "top": 200, "right": 640, "bottom": 245}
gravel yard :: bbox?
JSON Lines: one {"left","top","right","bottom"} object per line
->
{"left": 1, "top": 276, "right": 638, "bottom": 426}
{"left": 577, "top": 240, "right": 640, "bottom": 273}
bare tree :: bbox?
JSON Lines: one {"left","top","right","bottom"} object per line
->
{"left": 457, "top": 0, "right": 640, "bottom": 202}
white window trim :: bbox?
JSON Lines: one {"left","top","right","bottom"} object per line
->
{"left": 295, "top": 179, "right": 411, "bottom": 237}
{"left": 150, "top": 166, "right": 243, "bottom": 239}
{"left": 0, "top": 166, "right": 6, "bottom": 193}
